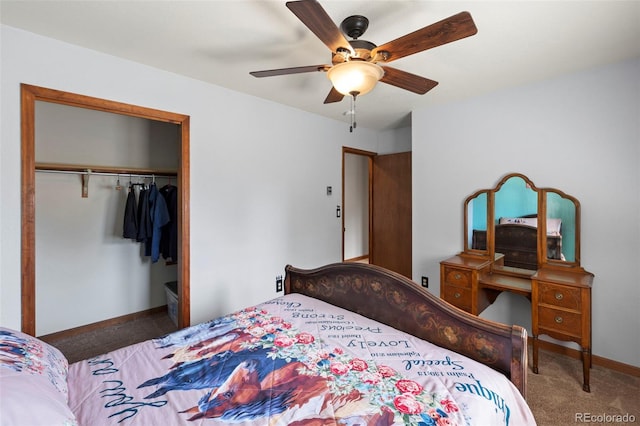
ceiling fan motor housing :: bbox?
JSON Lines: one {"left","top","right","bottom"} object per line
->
{"left": 333, "top": 39, "right": 377, "bottom": 64}
{"left": 341, "top": 15, "right": 369, "bottom": 39}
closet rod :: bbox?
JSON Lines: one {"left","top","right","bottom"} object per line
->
{"left": 35, "top": 162, "right": 177, "bottom": 198}
{"left": 35, "top": 169, "right": 176, "bottom": 179}
{"left": 34, "top": 162, "right": 177, "bottom": 177}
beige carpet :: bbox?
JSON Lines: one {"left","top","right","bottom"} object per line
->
{"left": 528, "top": 349, "right": 639, "bottom": 425}
{"left": 46, "top": 314, "right": 639, "bottom": 426}
{"left": 46, "top": 310, "right": 177, "bottom": 364}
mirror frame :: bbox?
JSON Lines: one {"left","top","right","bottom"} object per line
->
{"left": 463, "top": 189, "right": 492, "bottom": 256}
{"left": 462, "top": 173, "right": 582, "bottom": 271}
{"left": 540, "top": 187, "right": 581, "bottom": 268}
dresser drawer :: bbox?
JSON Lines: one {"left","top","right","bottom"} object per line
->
{"left": 538, "top": 306, "right": 582, "bottom": 337}
{"left": 443, "top": 267, "right": 471, "bottom": 288}
{"left": 442, "top": 284, "right": 472, "bottom": 311}
{"left": 538, "top": 282, "right": 581, "bottom": 310}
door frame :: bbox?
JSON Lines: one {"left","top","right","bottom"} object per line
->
{"left": 341, "top": 147, "right": 376, "bottom": 262}
{"left": 20, "top": 83, "right": 191, "bottom": 334}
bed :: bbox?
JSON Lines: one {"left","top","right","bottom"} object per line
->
{"left": 1, "top": 262, "right": 536, "bottom": 425}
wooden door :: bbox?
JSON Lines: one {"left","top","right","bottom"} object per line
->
{"left": 371, "top": 152, "right": 412, "bottom": 278}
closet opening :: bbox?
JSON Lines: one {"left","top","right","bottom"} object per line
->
{"left": 20, "top": 84, "right": 191, "bottom": 336}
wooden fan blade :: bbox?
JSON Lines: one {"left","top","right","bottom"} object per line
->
{"left": 286, "top": 0, "right": 353, "bottom": 54}
{"left": 380, "top": 66, "right": 438, "bottom": 94}
{"left": 324, "top": 87, "right": 344, "bottom": 104}
{"left": 250, "top": 65, "right": 330, "bottom": 78}
{"left": 372, "top": 11, "right": 477, "bottom": 63}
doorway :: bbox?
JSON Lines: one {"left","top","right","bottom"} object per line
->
{"left": 20, "top": 84, "right": 191, "bottom": 335}
{"left": 342, "top": 147, "right": 412, "bottom": 278}
{"left": 342, "top": 147, "right": 374, "bottom": 263}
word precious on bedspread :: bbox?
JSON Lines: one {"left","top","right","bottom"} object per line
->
{"left": 88, "top": 358, "right": 167, "bottom": 422}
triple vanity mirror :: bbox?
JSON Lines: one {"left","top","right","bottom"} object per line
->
{"left": 442, "top": 172, "right": 594, "bottom": 392}
{"left": 463, "top": 172, "right": 581, "bottom": 272}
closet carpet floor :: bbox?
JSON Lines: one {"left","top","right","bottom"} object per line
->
{"left": 47, "top": 310, "right": 178, "bottom": 364}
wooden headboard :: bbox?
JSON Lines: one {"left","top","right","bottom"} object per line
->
{"left": 284, "top": 262, "right": 528, "bottom": 397}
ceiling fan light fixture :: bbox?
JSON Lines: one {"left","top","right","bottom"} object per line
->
{"left": 327, "top": 61, "right": 384, "bottom": 96}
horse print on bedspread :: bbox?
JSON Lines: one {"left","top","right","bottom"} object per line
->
{"left": 135, "top": 304, "right": 461, "bottom": 424}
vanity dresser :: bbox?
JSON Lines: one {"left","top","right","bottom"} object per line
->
{"left": 440, "top": 173, "right": 594, "bottom": 392}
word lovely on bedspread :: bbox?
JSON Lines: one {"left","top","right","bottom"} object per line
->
{"left": 63, "top": 293, "right": 535, "bottom": 425}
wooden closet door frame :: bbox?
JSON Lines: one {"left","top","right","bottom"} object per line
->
{"left": 20, "top": 84, "right": 191, "bottom": 335}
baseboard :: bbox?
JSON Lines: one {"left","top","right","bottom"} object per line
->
{"left": 38, "top": 305, "right": 168, "bottom": 343}
{"left": 529, "top": 337, "right": 640, "bottom": 377}
{"left": 344, "top": 255, "right": 369, "bottom": 262}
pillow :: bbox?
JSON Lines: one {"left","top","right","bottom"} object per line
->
{"left": 498, "top": 217, "right": 562, "bottom": 235}
{"left": 547, "top": 218, "right": 562, "bottom": 235}
{"left": 499, "top": 216, "right": 538, "bottom": 227}
{"left": 0, "top": 327, "right": 78, "bottom": 426}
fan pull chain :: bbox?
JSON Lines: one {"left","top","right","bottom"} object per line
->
{"left": 349, "top": 92, "right": 358, "bottom": 133}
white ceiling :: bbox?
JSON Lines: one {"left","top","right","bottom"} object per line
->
{"left": 2, "top": 1, "right": 639, "bottom": 130}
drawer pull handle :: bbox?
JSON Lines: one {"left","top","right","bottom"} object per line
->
{"left": 555, "top": 316, "right": 563, "bottom": 324}
{"left": 454, "top": 292, "right": 461, "bottom": 299}
{"left": 454, "top": 273, "right": 461, "bottom": 280}
{"left": 555, "top": 292, "right": 564, "bottom": 301}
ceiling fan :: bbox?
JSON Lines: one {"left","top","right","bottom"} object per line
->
{"left": 250, "top": 0, "right": 478, "bottom": 127}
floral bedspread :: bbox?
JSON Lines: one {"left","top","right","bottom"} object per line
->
{"left": 68, "top": 293, "right": 535, "bottom": 425}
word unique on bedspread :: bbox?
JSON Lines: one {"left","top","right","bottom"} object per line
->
{"left": 67, "top": 293, "right": 535, "bottom": 425}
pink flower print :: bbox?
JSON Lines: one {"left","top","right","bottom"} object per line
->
{"left": 440, "top": 398, "right": 459, "bottom": 413}
{"left": 395, "top": 379, "right": 423, "bottom": 395}
{"left": 318, "top": 350, "right": 331, "bottom": 359}
{"left": 377, "top": 365, "right": 396, "bottom": 378}
{"left": 263, "top": 324, "right": 279, "bottom": 334}
{"left": 281, "top": 322, "right": 292, "bottom": 330}
{"left": 349, "top": 358, "right": 368, "bottom": 371}
{"left": 296, "top": 332, "right": 315, "bottom": 344}
{"left": 393, "top": 394, "right": 424, "bottom": 415}
{"left": 360, "top": 372, "right": 382, "bottom": 384}
{"left": 273, "top": 335, "right": 296, "bottom": 347}
{"left": 330, "top": 361, "right": 350, "bottom": 375}
{"left": 334, "top": 347, "right": 344, "bottom": 355}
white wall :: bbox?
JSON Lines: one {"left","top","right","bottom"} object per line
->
{"left": 34, "top": 102, "right": 178, "bottom": 335}
{"left": 412, "top": 58, "right": 640, "bottom": 368}
{"left": 1, "top": 25, "right": 394, "bottom": 329}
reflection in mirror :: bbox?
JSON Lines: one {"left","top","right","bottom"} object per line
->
{"left": 494, "top": 175, "right": 539, "bottom": 270}
{"left": 466, "top": 191, "right": 488, "bottom": 253}
{"left": 546, "top": 191, "right": 576, "bottom": 262}
{"left": 495, "top": 176, "right": 538, "bottom": 220}
{"left": 460, "top": 172, "right": 583, "bottom": 271}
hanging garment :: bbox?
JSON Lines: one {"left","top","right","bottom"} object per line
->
{"left": 144, "top": 183, "right": 170, "bottom": 263}
{"left": 136, "top": 187, "right": 151, "bottom": 243}
{"left": 160, "top": 184, "right": 178, "bottom": 262}
{"left": 122, "top": 185, "right": 138, "bottom": 239}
